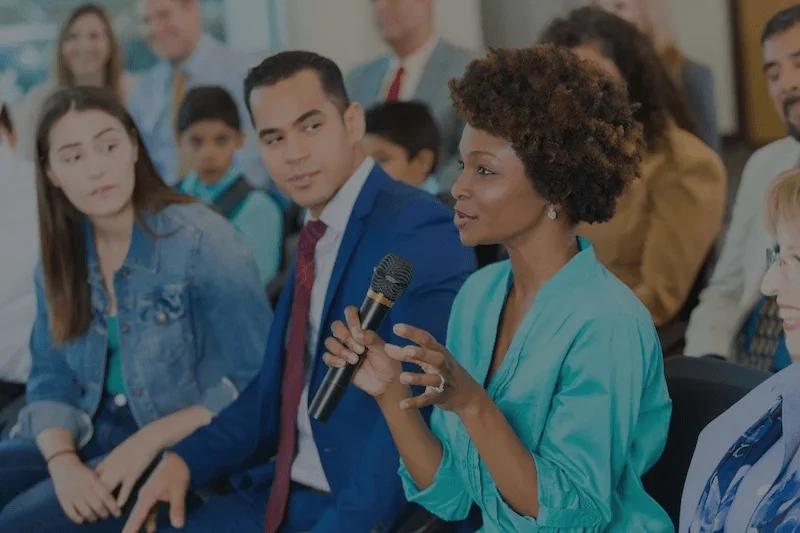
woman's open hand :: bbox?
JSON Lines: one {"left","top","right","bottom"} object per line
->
{"left": 386, "top": 324, "right": 485, "bottom": 414}
{"left": 322, "top": 306, "right": 403, "bottom": 397}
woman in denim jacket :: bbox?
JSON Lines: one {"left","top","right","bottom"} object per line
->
{"left": 0, "top": 86, "right": 271, "bottom": 532}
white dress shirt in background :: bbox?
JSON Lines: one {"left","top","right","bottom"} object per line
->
{"left": 0, "top": 141, "right": 38, "bottom": 383}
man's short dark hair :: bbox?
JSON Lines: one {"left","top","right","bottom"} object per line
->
{"left": 365, "top": 101, "right": 441, "bottom": 173}
{"left": 762, "top": 5, "right": 800, "bottom": 44}
{"left": 176, "top": 86, "right": 241, "bottom": 135}
{"left": 243, "top": 51, "right": 350, "bottom": 122}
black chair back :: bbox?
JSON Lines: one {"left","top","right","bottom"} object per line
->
{"left": 642, "top": 356, "right": 770, "bottom": 527}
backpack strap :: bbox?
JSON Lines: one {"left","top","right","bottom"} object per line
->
{"left": 214, "top": 175, "right": 254, "bottom": 219}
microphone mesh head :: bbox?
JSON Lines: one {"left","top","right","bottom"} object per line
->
{"left": 370, "top": 254, "right": 414, "bottom": 302}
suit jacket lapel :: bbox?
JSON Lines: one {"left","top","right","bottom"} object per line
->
{"left": 318, "top": 168, "right": 388, "bottom": 335}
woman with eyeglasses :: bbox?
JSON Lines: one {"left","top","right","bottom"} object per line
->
{"left": 680, "top": 167, "right": 800, "bottom": 532}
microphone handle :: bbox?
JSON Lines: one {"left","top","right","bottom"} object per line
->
{"left": 308, "top": 292, "right": 391, "bottom": 422}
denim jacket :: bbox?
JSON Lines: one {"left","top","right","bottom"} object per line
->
{"left": 13, "top": 203, "right": 272, "bottom": 447}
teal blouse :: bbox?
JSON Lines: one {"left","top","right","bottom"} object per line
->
{"left": 179, "top": 166, "right": 282, "bottom": 285}
{"left": 399, "top": 238, "right": 673, "bottom": 532}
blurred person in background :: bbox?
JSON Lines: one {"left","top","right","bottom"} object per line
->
{"left": 0, "top": 91, "right": 36, "bottom": 414}
{"left": 680, "top": 167, "right": 800, "bottom": 532}
{"left": 591, "top": 0, "right": 721, "bottom": 152}
{"left": 363, "top": 100, "right": 442, "bottom": 196}
{"left": 542, "top": 7, "right": 726, "bottom": 331}
{"left": 0, "top": 86, "right": 269, "bottom": 533}
{"left": 129, "top": 0, "right": 270, "bottom": 190}
{"left": 685, "top": 5, "right": 800, "bottom": 372}
{"left": 175, "top": 86, "right": 283, "bottom": 286}
{"left": 14, "top": 3, "right": 139, "bottom": 161}
{"left": 346, "top": 0, "right": 475, "bottom": 193}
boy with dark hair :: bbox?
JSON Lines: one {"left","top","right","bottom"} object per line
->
{"left": 364, "top": 101, "right": 441, "bottom": 194}
{"left": 176, "top": 85, "right": 282, "bottom": 285}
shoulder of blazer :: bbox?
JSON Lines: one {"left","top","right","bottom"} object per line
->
{"left": 433, "top": 39, "right": 478, "bottom": 69}
{"left": 347, "top": 54, "right": 390, "bottom": 81}
{"left": 368, "top": 174, "right": 454, "bottom": 231}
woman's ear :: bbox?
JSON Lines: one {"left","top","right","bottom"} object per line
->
{"left": 47, "top": 167, "right": 61, "bottom": 189}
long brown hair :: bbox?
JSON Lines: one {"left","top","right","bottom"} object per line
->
{"left": 588, "top": 0, "right": 687, "bottom": 98}
{"left": 542, "top": 7, "right": 699, "bottom": 151}
{"left": 35, "top": 86, "right": 194, "bottom": 344}
{"left": 55, "top": 4, "right": 124, "bottom": 100}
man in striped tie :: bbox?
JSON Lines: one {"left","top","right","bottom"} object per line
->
{"left": 123, "top": 51, "right": 475, "bottom": 533}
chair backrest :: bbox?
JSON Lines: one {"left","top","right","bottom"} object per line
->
{"left": 642, "top": 356, "right": 770, "bottom": 527}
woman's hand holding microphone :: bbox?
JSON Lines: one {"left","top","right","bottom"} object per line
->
{"left": 322, "top": 306, "right": 485, "bottom": 414}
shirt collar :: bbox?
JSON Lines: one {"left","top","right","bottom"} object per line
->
{"left": 308, "top": 156, "right": 375, "bottom": 234}
{"left": 170, "top": 34, "right": 215, "bottom": 78}
{"left": 534, "top": 236, "right": 596, "bottom": 301}
{"left": 420, "top": 175, "right": 441, "bottom": 195}
{"left": 180, "top": 164, "right": 242, "bottom": 203}
{"left": 389, "top": 35, "right": 439, "bottom": 71}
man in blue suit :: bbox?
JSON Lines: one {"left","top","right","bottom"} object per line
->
{"left": 122, "top": 51, "right": 476, "bottom": 533}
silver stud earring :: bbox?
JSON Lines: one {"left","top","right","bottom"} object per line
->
{"left": 548, "top": 207, "right": 557, "bottom": 220}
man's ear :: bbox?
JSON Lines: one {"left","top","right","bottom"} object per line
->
{"left": 235, "top": 131, "right": 246, "bottom": 150}
{"left": 343, "top": 102, "right": 366, "bottom": 144}
{"left": 410, "top": 149, "right": 436, "bottom": 177}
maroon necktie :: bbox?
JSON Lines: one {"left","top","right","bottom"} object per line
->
{"left": 385, "top": 66, "right": 405, "bottom": 101}
{"left": 265, "top": 220, "right": 327, "bottom": 533}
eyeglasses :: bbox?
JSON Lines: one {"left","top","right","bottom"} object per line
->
{"left": 767, "top": 246, "right": 778, "bottom": 269}
{"left": 766, "top": 244, "right": 800, "bottom": 282}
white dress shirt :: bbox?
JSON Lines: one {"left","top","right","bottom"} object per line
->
{"left": 0, "top": 141, "right": 38, "bottom": 383}
{"left": 290, "top": 156, "right": 375, "bottom": 491}
{"left": 380, "top": 36, "right": 440, "bottom": 101}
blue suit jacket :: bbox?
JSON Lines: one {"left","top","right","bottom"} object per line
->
{"left": 171, "top": 164, "right": 476, "bottom": 532}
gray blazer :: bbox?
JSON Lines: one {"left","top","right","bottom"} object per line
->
{"left": 346, "top": 40, "right": 476, "bottom": 191}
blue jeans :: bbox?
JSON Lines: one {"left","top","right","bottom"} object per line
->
{"left": 0, "top": 393, "right": 331, "bottom": 532}
{"left": 0, "top": 394, "right": 145, "bottom": 532}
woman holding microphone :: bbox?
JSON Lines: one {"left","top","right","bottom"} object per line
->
{"left": 322, "top": 44, "right": 672, "bottom": 532}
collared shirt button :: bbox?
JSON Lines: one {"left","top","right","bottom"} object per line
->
{"left": 121, "top": 324, "right": 131, "bottom": 334}
{"left": 133, "top": 388, "right": 143, "bottom": 397}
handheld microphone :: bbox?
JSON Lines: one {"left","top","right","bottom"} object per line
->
{"left": 309, "top": 253, "right": 414, "bottom": 422}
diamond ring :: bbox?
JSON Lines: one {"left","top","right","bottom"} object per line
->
{"left": 431, "top": 373, "right": 446, "bottom": 394}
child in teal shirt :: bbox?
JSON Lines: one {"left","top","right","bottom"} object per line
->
{"left": 176, "top": 86, "right": 282, "bottom": 286}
